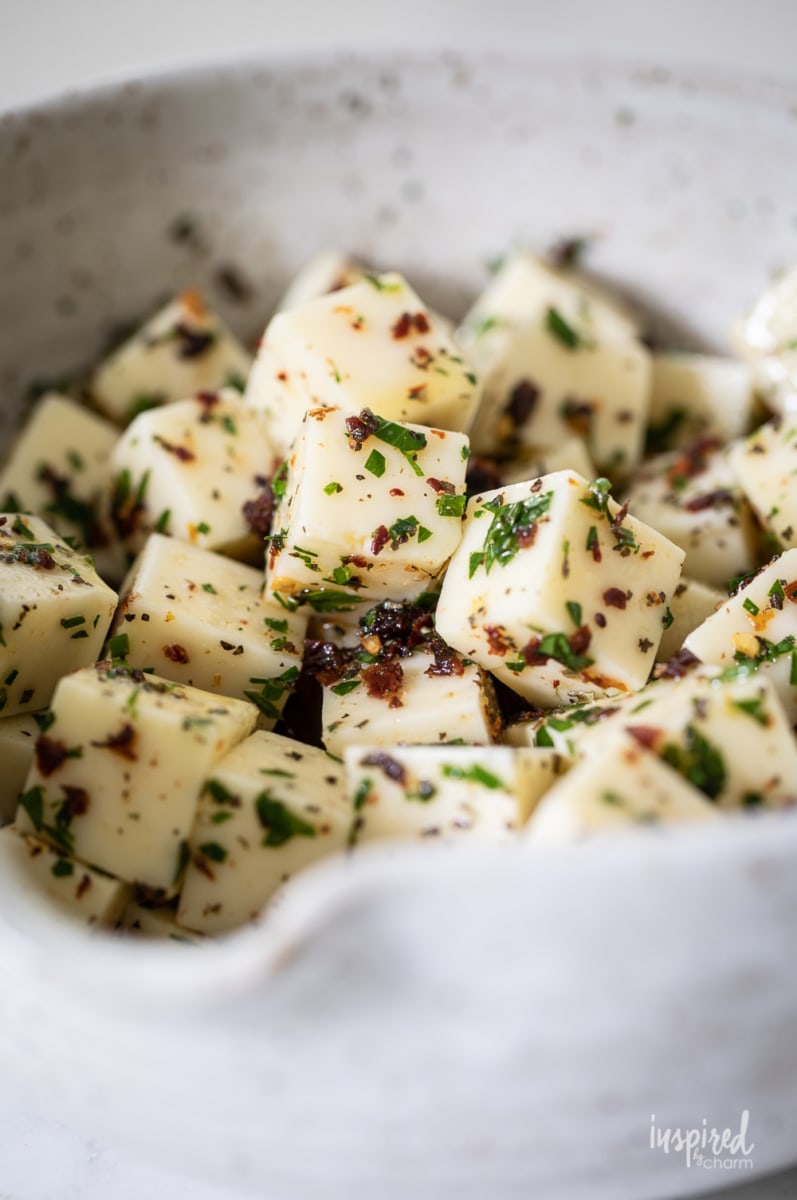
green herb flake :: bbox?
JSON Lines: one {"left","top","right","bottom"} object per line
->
{"left": 440, "top": 763, "right": 505, "bottom": 790}
{"left": 324, "top": 481, "right": 343, "bottom": 495}
{"left": 60, "top": 615, "right": 85, "bottom": 629}
{"left": 364, "top": 449, "right": 386, "bottom": 478}
{"left": 256, "top": 793, "right": 316, "bottom": 848}
{"left": 196, "top": 521, "right": 211, "bottom": 536}
{"left": 108, "top": 633, "right": 129, "bottom": 661}
{"left": 742, "top": 597, "right": 760, "bottom": 617}
{"left": 545, "top": 305, "right": 582, "bottom": 350}
{"left": 417, "top": 526, "right": 433, "bottom": 543}
{"left": 372, "top": 414, "right": 427, "bottom": 477}
{"left": 331, "top": 679, "right": 361, "bottom": 696}
{"left": 51, "top": 858, "right": 74, "bottom": 878}
{"left": 435, "top": 493, "right": 466, "bottom": 519}
{"left": 201, "top": 582, "right": 218, "bottom": 595}
{"left": 198, "top": 841, "right": 227, "bottom": 863}
{"left": 661, "top": 725, "right": 726, "bottom": 801}
{"left": 566, "top": 601, "right": 582, "bottom": 627}
{"left": 470, "top": 490, "right": 553, "bottom": 576}
{"left": 211, "top": 810, "right": 234, "bottom": 825}
{"left": 154, "top": 509, "right": 171, "bottom": 534}
{"left": 730, "top": 696, "right": 769, "bottom": 726}
{"left": 18, "top": 785, "right": 44, "bottom": 831}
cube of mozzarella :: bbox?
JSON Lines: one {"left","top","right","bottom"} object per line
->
{"left": 15, "top": 663, "right": 256, "bottom": 893}
{"left": 177, "top": 730, "right": 350, "bottom": 935}
{"left": 0, "top": 712, "right": 41, "bottom": 825}
{"left": 108, "top": 534, "right": 306, "bottom": 719}
{"left": 684, "top": 550, "right": 797, "bottom": 722}
{"left": 730, "top": 419, "right": 797, "bottom": 552}
{"left": 275, "top": 249, "right": 365, "bottom": 312}
{"left": 322, "top": 649, "right": 500, "bottom": 757}
{"left": 525, "top": 733, "right": 720, "bottom": 846}
{"left": 265, "top": 406, "right": 468, "bottom": 608}
{"left": 731, "top": 263, "right": 797, "bottom": 414}
{"left": 658, "top": 577, "right": 723, "bottom": 661}
{"left": 0, "top": 513, "right": 118, "bottom": 717}
{"left": 456, "top": 253, "right": 650, "bottom": 475}
{"left": 435, "top": 471, "right": 685, "bottom": 707}
{"left": 648, "top": 354, "right": 754, "bottom": 451}
{"left": 624, "top": 440, "right": 760, "bottom": 589}
{"left": 0, "top": 826, "right": 131, "bottom": 929}
{"left": 245, "top": 273, "right": 481, "bottom": 457}
{"left": 91, "top": 291, "right": 253, "bottom": 424}
{"left": 108, "top": 390, "right": 279, "bottom": 559}
{"left": 345, "top": 744, "right": 561, "bottom": 846}
{"left": 0, "top": 392, "right": 124, "bottom": 582}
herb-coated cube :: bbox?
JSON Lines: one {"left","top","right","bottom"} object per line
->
{"left": 456, "top": 253, "right": 650, "bottom": 476}
{"left": 731, "top": 263, "right": 797, "bottom": 415}
{"left": 245, "top": 272, "right": 481, "bottom": 457}
{"left": 624, "top": 439, "right": 760, "bottom": 589}
{"left": 658, "top": 577, "right": 723, "bottom": 661}
{"left": 504, "top": 688, "right": 651, "bottom": 756}
{"left": 647, "top": 354, "right": 754, "bottom": 451}
{"left": 684, "top": 550, "right": 797, "bottom": 722}
{"left": 108, "top": 534, "right": 306, "bottom": 720}
{"left": 265, "top": 406, "right": 469, "bottom": 609}
{"left": 91, "top": 291, "right": 253, "bottom": 424}
{"left": 435, "top": 471, "right": 685, "bottom": 707}
{"left": 345, "top": 744, "right": 562, "bottom": 847}
{"left": 177, "top": 731, "right": 350, "bottom": 934}
{"left": 0, "top": 826, "right": 131, "bottom": 929}
{"left": 730, "top": 419, "right": 797, "bottom": 552}
{"left": 108, "top": 390, "right": 279, "bottom": 558}
{"left": 525, "top": 733, "right": 720, "bottom": 845}
{"left": 0, "top": 712, "right": 41, "bottom": 825}
{"left": 0, "top": 513, "right": 118, "bottom": 717}
{"left": 15, "top": 664, "right": 256, "bottom": 893}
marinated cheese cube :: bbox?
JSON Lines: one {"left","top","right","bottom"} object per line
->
{"left": 91, "top": 291, "right": 253, "bottom": 425}
{"left": 647, "top": 354, "right": 755, "bottom": 451}
{"left": 15, "top": 663, "right": 256, "bottom": 893}
{"left": 0, "top": 513, "right": 118, "bottom": 717}
{"left": 683, "top": 550, "right": 797, "bottom": 722}
{"left": 0, "top": 712, "right": 41, "bottom": 825}
{"left": 322, "top": 646, "right": 500, "bottom": 757}
{"left": 456, "top": 253, "right": 650, "bottom": 475}
{"left": 499, "top": 436, "right": 596, "bottom": 486}
{"left": 525, "top": 732, "right": 720, "bottom": 846}
{"left": 658, "top": 577, "right": 723, "bottom": 661}
{"left": 177, "top": 730, "right": 350, "bottom": 935}
{"left": 731, "top": 263, "right": 797, "bottom": 415}
{"left": 117, "top": 900, "right": 203, "bottom": 943}
{"left": 265, "top": 406, "right": 469, "bottom": 608}
{"left": 0, "top": 825, "right": 131, "bottom": 929}
{"left": 345, "top": 744, "right": 559, "bottom": 846}
{"left": 108, "top": 534, "right": 306, "bottom": 720}
{"left": 108, "top": 390, "right": 279, "bottom": 559}
{"left": 503, "top": 688, "right": 647, "bottom": 755}
{"left": 275, "top": 249, "right": 365, "bottom": 311}
{"left": 435, "top": 471, "right": 685, "bottom": 707}
{"left": 245, "top": 272, "right": 481, "bottom": 457}
{"left": 624, "top": 440, "right": 760, "bottom": 589}
{"left": 0, "top": 392, "right": 124, "bottom": 581}
{"left": 599, "top": 672, "right": 797, "bottom": 810}
{"left": 729, "top": 419, "right": 797, "bottom": 552}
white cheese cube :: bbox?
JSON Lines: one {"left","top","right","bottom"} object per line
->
{"left": 0, "top": 712, "right": 41, "bottom": 825}
{"left": 499, "top": 436, "right": 596, "bottom": 486}
{"left": 525, "top": 733, "right": 720, "bottom": 846}
{"left": 731, "top": 264, "right": 797, "bottom": 414}
{"left": 15, "top": 664, "right": 256, "bottom": 893}
{"left": 435, "top": 471, "right": 685, "bottom": 707}
{"left": 177, "top": 730, "right": 350, "bottom": 935}
{"left": 265, "top": 406, "right": 468, "bottom": 608}
{"left": 0, "top": 392, "right": 124, "bottom": 581}
{"left": 245, "top": 273, "right": 481, "bottom": 457}
{"left": 117, "top": 900, "right": 203, "bottom": 943}
{"left": 504, "top": 688, "right": 648, "bottom": 756}
{"left": 108, "top": 390, "right": 279, "bottom": 559}
{"left": 322, "top": 645, "right": 500, "bottom": 757}
{"left": 658, "top": 577, "right": 724, "bottom": 661}
{"left": 0, "top": 825, "right": 131, "bottom": 929}
{"left": 109, "top": 534, "right": 306, "bottom": 720}
{"left": 345, "top": 744, "right": 558, "bottom": 846}
{"left": 91, "top": 291, "right": 253, "bottom": 425}
{"left": 647, "top": 354, "right": 755, "bottom": 451}
{"left": 456, "top": 253, "right": 650, "bottom": 475}
{"left": 730, "top": 419, "right": 797, "bottom": 551}
{"left": 0, "top": 513, "right": 118, "bottom": 717}
{"left": 275, "top": 249, "right": 365, "bottom": 311}
{"left": 684, "top": 550, "right": 797, "bottom": 721}
{"left": 624, "top": 440, "right": 760, "bottom": 589}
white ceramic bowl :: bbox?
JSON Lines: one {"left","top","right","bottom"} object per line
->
{"left": 1, "top": 51, "right": 797, "bottom": 1200}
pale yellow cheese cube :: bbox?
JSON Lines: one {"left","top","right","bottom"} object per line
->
{"left": 435, "top": 471, "right": 685, "bottom": 707}
{"left": 730, "top": 419, "right": 797, "bottom": 551}
{"left": 245, "top": 272, "right": 481, "bottom": 456}
{"left": 91, "top": 291, "right": 253, "bottom": 424}
{"left": 647, "top": 354, "right": 754, "bottom": 451}
{"left": 657, "top": 577, "right": 724, "bottom": 661}
{"left": 15, "top": 664, "right": 256, "bottom": 893}
{"left": 0, "top": 712, "right": 41, "bottom": 825}
{"left": 177, "top": 730, "right": 350, "bottom": 934}
{"left": 499, "top": 436, "right": 595, "bottom": 486}
{"left": 0, "top": 513, "right": 118, "bottom": 717}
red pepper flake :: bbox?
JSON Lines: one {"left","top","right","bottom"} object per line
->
{"left": 163, "top": 644, "right": 190, "bottom": 664}
{"left": 389, "top": 488, "right": 405, "bottom": 497}
{"left": 505, "top": 379, "right": 539, "bottom": 428}
{"left": 342, "top": 554, "right": 370, "bottom": 568}
{"left": 362, "top": 660, "right": 404, "bottom": 702}
{"left": 61, "top": 785, "right": 89, "bottom": 818}
{"left": 425, "top": 477, "right": 456, "bottom": 495}
{"left": 392, "top": 311, "right": 430, "bottom": 339}
{"left": 666, "top": 436, "right": 722, "bottom": 488}
{"left": 92, "top": 723, "right": 138, "bottom": 761}
{"left": 75, "top": 873, "right": 92, "bottom": 900}
{"left": 407, "top": 384, "right": 427, "bottom": 400}
{"left": 371, "top": 525, "right": 390, "bottom": 555}
{"left": 683, "top": 488, "right": 735, "bottom": 513}
{"left": 603, "top": 587, "right": 627, "bottom": 609}
{"left": 35, "top": 736, "right": 69, "bottom": 777}
{"left": 277, "top": 371, "right": 288, "bottom": 382}
{"left": 518, "top": 522, "right": 539, "bottom": 549}
{"left": 784, "top": 581, "right": 797, "bottom": 603}
{"left": 484, "top": 625, "right": 511, "bottom": 655}
{"left": 654, "top": 647, "right": 700, "bottom": 680}
{"left": 521, "top": 636, "right": 547, "bottom": 667}
{"left": 153, "top": 434, "right": 196, "bottom": 463}
{"left": 626, "top": 725, "right": 662, "bottom": 750}
{"left": 569, "top": 625, "right": 592, "bottom": 656}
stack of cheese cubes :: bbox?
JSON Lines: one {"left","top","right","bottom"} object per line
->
{"left": 2, "top": 246, "right": 797, "bottom": 940}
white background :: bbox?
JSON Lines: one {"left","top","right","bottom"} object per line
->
{"left": 1, "top": 2, "right": 797, "bottom": 1197}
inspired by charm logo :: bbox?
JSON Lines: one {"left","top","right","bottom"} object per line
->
{"left": 650, "top": 1111, "right": 755, "bottom": 1171}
